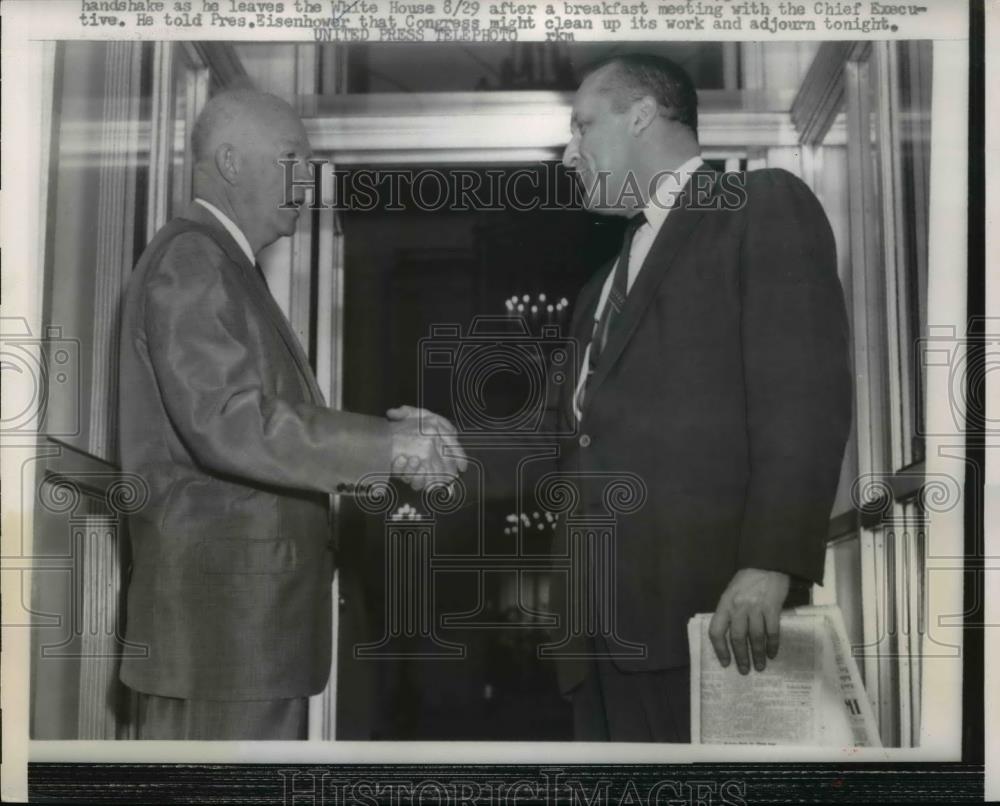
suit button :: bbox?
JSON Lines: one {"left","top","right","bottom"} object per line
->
{"left": 579, "top": 434, "right": 591, "bottom": 448}
{"left": 339, "top": 595, "right": 347, "bottom": 612}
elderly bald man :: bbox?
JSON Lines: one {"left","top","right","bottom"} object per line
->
{"left": 118, "top": 89, "right": 465, "bottom": 739}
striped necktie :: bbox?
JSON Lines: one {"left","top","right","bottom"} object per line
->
{"left": 589, "top": 211, "right": 646, "bottom": 371}
{"left": 576, "top": 212, "right": 646, "bottom": 415}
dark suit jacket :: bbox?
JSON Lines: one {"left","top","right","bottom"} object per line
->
{"left": 555, "top": 166, "right": 852, "bottom": 693}
{"left": 118, "top": 201, "right": 392, "bottom": 701}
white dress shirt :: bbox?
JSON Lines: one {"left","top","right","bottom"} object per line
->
{"left": 574, "top": 155, "right": 705, "bottom": 420}
{"left": 194, "top": 198, "right": 255, "bottom": 265}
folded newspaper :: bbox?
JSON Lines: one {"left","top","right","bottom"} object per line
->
{"left": 688, "top": 604, "right": 881, "bottom": 747}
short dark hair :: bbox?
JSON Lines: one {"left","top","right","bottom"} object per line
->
{"left": 588, "top": 54, "right": 699, "bottom": 138}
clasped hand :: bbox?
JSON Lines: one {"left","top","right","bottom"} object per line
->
{"left": 388, "top": 405, "right": 468, "bottom": 492}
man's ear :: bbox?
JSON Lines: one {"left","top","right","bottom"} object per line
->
{"left": 213, "top": 143, "right": 239, "bottom": 185}
{"left": 630, "top": 95, "right": 658, "bottom": 136}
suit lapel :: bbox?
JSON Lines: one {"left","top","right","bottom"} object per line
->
{"left": 179, "top": 202, "right": 325, "bottom": 405}
{"left": 583, "top": 166, "right": 718, "bottom": 408}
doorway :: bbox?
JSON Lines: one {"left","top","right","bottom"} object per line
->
{"left": 336, "top": 162, "right": 624, "bottom": 739}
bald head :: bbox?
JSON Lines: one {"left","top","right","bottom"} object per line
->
{"left": 191, "top": 89, "right": 305, "bottom": 166}
{"left": 190, "top": 88, "right": 312, "bottom": 255}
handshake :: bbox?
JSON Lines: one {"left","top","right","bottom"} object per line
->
{"left": 387, "top": 405, "right": 469, "bottom": 492}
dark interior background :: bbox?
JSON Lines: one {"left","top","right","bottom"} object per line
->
{"left": 338, "top": 163, "right": 621, "bottom": 739}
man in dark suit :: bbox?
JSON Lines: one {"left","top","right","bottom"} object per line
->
{"left": 555, "top": 54, "right": 852, "bottom": 741}
{"left": 118, "top": 89, "right": 465, "bottom": 739}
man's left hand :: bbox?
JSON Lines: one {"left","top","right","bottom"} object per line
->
{"left": 708, "top": 568, "right": 790, "bottom": 675}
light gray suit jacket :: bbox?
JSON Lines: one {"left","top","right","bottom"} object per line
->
{"left": 118, "top": 202, "right": 390, "bottom": 700}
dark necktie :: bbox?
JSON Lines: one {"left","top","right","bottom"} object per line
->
{"left": 576, "top": 212, "right": 645, "bottom": 415}
{"left": 589, "top": 211, "right": 646, "bottom": 371}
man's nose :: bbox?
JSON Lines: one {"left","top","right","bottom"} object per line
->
{"left": 562, "top": 138, "right": 579, "bottom": 170}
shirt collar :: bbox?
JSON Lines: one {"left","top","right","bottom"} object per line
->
{"left": 641, "top": 155, "right": 706, "bottom": 233}
{"left": 194, "top": 198, "right": 255, "bottom": 265}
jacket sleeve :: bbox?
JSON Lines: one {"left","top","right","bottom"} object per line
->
{"left": 736, "top": 169, "right": 853, "bottom": 584}
{"left": 143, "top": 231, "right": 393, "bottom": 494}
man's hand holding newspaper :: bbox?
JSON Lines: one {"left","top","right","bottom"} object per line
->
{"left": 689, "top": 605, "right": 881, "bottom": 747}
